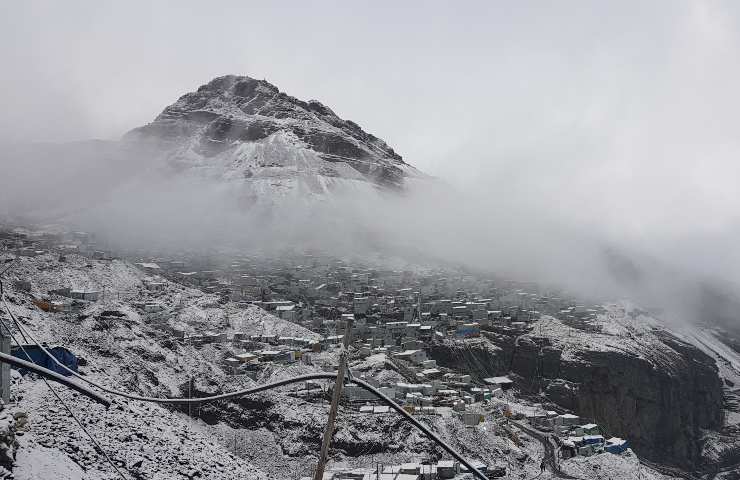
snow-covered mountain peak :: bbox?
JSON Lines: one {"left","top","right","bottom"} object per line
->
{"left": 125, "top": 75, "right": 425, "bottom": 196}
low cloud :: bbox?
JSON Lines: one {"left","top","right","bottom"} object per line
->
{"left": 1, "top": 1, "right": 739, "bottom": 329}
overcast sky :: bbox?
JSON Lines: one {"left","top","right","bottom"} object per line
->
{"left": 2, "top": 1, "right": 740, "bottom": 295}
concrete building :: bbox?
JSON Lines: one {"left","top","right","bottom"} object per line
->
{"left": 70, "top": 289, "right": 100, "bottom": 302}
{"left": 393, "top": 349, "right": 427, "bottom": 365}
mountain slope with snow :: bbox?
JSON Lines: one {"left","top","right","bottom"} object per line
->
{"left": 0, "top": 250, "right": 675, "bottom": 480}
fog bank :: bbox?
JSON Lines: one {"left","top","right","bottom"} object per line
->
{"left": 1, "top": 1, "right": 739, "bottom": 328}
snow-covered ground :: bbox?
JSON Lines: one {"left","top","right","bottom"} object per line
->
{"left": 561, "top": 449, "right": 670, "bottom": 480}
{"left": 531, "top": 302, "right": 679, "bottom": 367}
{"left": 679, "top": 326, "right": 740, "bottom": 379}
{"left": 674, "top": 325, "right": 740, "bottom": 472}
{"left": 14, "top": 380, "right": 269, "bottom": 480}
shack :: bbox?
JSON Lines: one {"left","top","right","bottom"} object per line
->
{"left": 483, "top": 376, "right": 514, "bottom": 390}
{"left": 70, "top": 289, "right": 101, "bottom": 302}
{"left": 605, "top": 437, "right": 629, "bottom": 454}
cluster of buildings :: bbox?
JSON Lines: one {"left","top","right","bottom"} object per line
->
{"left": 0, "top": 227, "right": 608, "bottom": 341}
{"left": 0, "top": 228, "right": 116, "bottom": 261}
{"left": 340, "top": 343, "right": 517, "bottom": 423}
{"left": 306, "top": 458, "right": 506, "bottom": 480}
{"left": 559, "top": 432, "right": 629, "bottom": 458}
{"left": 524, "top": 410, "right": 630, "bottom": 458}
{"left": 117, "top": 251, "right": 591, "bottom": 335}
{"left": 345, "top": 372, "right": 510, "bottom": 423}
{"left": 2, "top": 231, "right": 606, "bottom": 348}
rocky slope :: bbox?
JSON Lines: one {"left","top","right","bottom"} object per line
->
{"left": 125, "top": 75, "right": 425, "bottom": 202}
{"left": 428, "top": 304, "right": 725, "bottom": 471}
{"left": 680, "top": 326, "right": 740, "bottom": 476}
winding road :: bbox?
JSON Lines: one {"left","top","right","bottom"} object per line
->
{"left": 511, "top": 420, "right": 581, "bottom": 479}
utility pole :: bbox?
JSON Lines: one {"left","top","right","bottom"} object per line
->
{"left": 0, "top": 260, "right": 17, "bottom": 404}
{"left": 313, "top": 317, "right": 353, "bottom": 480}
{"left": 0, "top": 333, "right": 9, "bottom": 403}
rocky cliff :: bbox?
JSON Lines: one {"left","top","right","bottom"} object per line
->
{"left": 428, "top": 305, "right": 725, "bottom": 470}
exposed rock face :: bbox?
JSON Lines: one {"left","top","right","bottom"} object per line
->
{"left": 126, "top": 75, "right": 423, "bottom": 195}
{"left": 428, "top": 312, "right": 725, "bottom": 470}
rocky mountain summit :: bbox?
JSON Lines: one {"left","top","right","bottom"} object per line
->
{"left": 0, "top": 75, "right": 427, "bottom": 222}
{"left": 125, "top": 75, "right": 424, "bottom": 200}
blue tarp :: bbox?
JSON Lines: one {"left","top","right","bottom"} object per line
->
{"left": 11, "top": 345, "right": 78, "bottom": 376}
{"left": 605, "top": 440, "right": 629, "bottom": 454}
{"left": 583, "top": 435, "right": 605, "bottom": 445}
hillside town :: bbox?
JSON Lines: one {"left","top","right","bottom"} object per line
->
{"left": 0, "top": 223, "right": 657, "bottom": 480}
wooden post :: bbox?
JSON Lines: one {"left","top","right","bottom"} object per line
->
{"left": 313, "top": 317, "right": 353, "bottom": 480}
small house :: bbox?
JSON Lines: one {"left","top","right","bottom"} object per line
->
{"left": 483, "top": 376, "right": 514, "bottom": 390}
{"left": 556, "top": 413, "right": 580, "bottom": 426}
{"left": 235, "top": 353, "right": 258, "bottom": 363}
{"left": 259, "top": 350, "right": 294, "bottom": 363}
{"left": 135, "top": 262, "right": 161, "bottom": 272}
{"left": 605, "top": 437, "right": 629, "bottom": 454}
{"left": 276, "top": 304, "right": 296, "bottom": 322}
{"left": 393, "top": 349, "right": 427, "bottom": 365}
{"left": 437, "top": 460, "right": 456, "bottom": 479}
{"left": 577, "top": 445, "right": 594, "bottom": 456}
{"left": 70, "top": 289, "right": 100, "bottom": 302}
{"left": 461, "top": 411, "right": 483, "bottom": 426}
{"left": 224, "top": 357, "right": 240, "bottom": 371}
{"left": 143, "top": 280, "right": 166, "bottom": 292}
{"left": 344, "top": 383, "right": 377, "bottom": 403}
{"left": 419, "top": 464, "right": 437, "bottom": 480}
{"left": 420, "top": 368, "right": 442, "bottom": 380}
{"left": 400, "top": 463, "right": 420, "bottom": 475}
{"left": 580, "top": 423, "right": 600, "bottom": 435}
